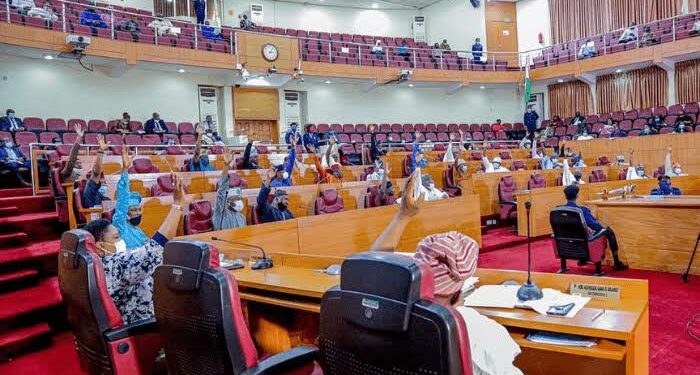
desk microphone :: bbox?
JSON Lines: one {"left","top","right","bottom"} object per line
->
{"left": 517, "top": 201, "right": 543, "bottom": 301}
{"left": 211, "top": 236, "right": 273, "bottom": 270}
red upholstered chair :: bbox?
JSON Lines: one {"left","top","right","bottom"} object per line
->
{"left": 550, "top": 206, "right": 608, "bottom": 276}
{"left": 315, "top": 188, "right": 345, "bottom": 215}
{"left": 216, "top": 172, "right": 249, "bottom": 189}
{"left": 318, "top": 251, "right": 473, "bottom": 375}
{"left": 509, "top": 160, "right": 527, "bottom": 171}
{"left": 443, "top": 168, "right": 461, "bottom": 197}
{"left": 589, "top": 169, "right": 607, "bottom": 183}
{"left": 618, "top": 169, "right": 628, "bottom": 180}
{"left": 403, "top": 155, "right": 414, "bottom": 177}
{"left": 498, "top": 176, "right": 518, "bottom": 221}
{"left": 128, "top": 159, "right": 160, "bottom": 174}
{"left": 470, "top": 151, "right": 482, "bottom": 161}
{"left": 596, "top": 156, "right": 611, "bottom": 166}
{"left": 498, "top": 151, "right": 512, "bottom": 160}
{"left": 178, "top": 122, "right": 195, "bottom": 134}
{"left": 528, "top": 173, "right": 546, "bottom": 189}
{"left": 50, "top": 167, "right": 70, "bottom": 223}
{"left": 151, "top": 175, "right": 180, "bottom": 197}
{"left": 364, "top": 186, "right": 396, "bottom": 208}
{"left": 58, "top": 230, "right": 164, "bottom": 375}
{"left": 184, "top": 200, "right": 213, "bottom": 235}
{"left": 152, "top": 241, "right": 319, "bottom": 375}
{"left": 653, "top": 165, "right": 665, "bottom": 178}
{"left": 166, "top": 145, "right": 186, "bottom": 155}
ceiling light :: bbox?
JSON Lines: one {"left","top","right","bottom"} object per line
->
{"left": 177, "top": 68, "right": 186, "bottom": 73}
{"left": 557, "top": 79, "right": 564, "bottom": 83}
{"left": 372, "top": 3, "right": 378, "bottom": 8}
{"left": 43, "top": 54, "right": 54, "bottom": 60}
{"left": 479, "top": 86, "right": 485, "bottom": 90}
{"left": 325, "top": 80, "right": 332, "bottom": 84}
{"left": 615, "top": 69, "right": 623, "bottom": 73}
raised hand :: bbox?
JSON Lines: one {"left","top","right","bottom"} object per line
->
{"left": 196, "top": 126, "right": 204, "bottom": 137}
{"left": 223, "top": 150, "right": 234, "bottom": 166}
{"left": 97, "top": 134, "right": 109, "bottom": 152}
{"left": 668, "top": 145, "right": 672, "bottom": 153}
{"left": 121, "top": 145, "right": 133, "bottom": 170}
{"left": 172, "top": 174, "right": 188, "bottom": 207}
{"left": 398, "top": 169, "right": 425, "bottom": 218}
{"left": 264, "top": 167, "right": 276, "bottom": 186}
{"left": 74, "top": 124, "right": 85, "bottom": 139}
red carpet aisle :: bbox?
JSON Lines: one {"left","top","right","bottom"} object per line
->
{"left": 0, "top": 218, "right": 698, "bottom": 374}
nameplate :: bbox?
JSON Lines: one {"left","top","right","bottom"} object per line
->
{"left": 570, "top": 283, "right": 621, "bottom": 301}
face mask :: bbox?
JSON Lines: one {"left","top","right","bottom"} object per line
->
{"left": 493, "top": 163, "right": 501, "bottom": 169}
{"left": 129, "top": 215, "right": 142, "bottom": 226}
{"left": 122, "top": 119, "right": 129, "bottom": 124}
{"left": 459, "top": 165, "right": 467, "bottom": 173}
{"left": 200, "top": 157, "right": 209, "bottom": 166}
{"left": 636, "top": 169, "right": 645, "bottom": 176}
{"left": 282, "top": 171, "right": 289, "bottom": 180}
{"left": 679, "top": 124, "right": 685, "bottom": 129}
{"left": 98, "top": 185, "right": 107, "bottom": 196}
{"left": 72, "top": 168, "right": 83, "bottom": 178}
{"left": 8, "top": 113, "right": 15, "bottom": 119}
{"left": 277, "top": 202, "right": 287, "bottom": 211}
{"left": 674, "top": 168, "right": 682, "bottom": 175}
{"left": 114, "top": 239, "right": 127, "bottom": 253}
{"left": 419, "top": 159, "right": 428, "bottom": 168}
{"left": 527, "top": 109, "right": 532, "bottom": 113}
{"left": 659, "top": 182, "right": 671, "bottom": 193}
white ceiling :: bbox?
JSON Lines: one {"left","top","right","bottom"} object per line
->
{"left": 273, "top": 0, "right": 443, "bottom": 10}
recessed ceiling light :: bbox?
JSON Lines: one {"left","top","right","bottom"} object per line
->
{"left": 372, "top": 3, "right": 378, "bottom": 8}
{"left": 615, "top": 69, "right": 623, "bottom": 73}
{"left": 408, "top": 83, "right": 414, "bottom": 87}
{"left": 43, "top": 54, "right": 54, "bottom": 60}
{"left": 325, "top": 80, "right": 332, "bottom": 84}
{"left": 479, "top": 86, "right": 485, "bottom": 90}
{"left": 557, "top": 79, "right": 564, "bottom": 83}
{"left": 177, "top": 68, "right": 186, "bottom": 73}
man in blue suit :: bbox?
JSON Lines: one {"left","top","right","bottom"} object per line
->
{"left": 302, "top": 124, "right": 319, "bottom": 153}
{"left": 563, "top": 185, "right": 628, "bottom": 270}
{"left": 650, "top": 175, "right": 682, "bottom": 196}
{"left": 194, "top": 0, "right": 206, "bottom": 24}
{"left": 0, "top": 109, "right": 25, "bottom": 132}
{"left": 284, "top": 123, "right": 302, "bottom": 149}
{"left": 0, "top": 136, "right": 31, "bottom": 186}
{"left": 144, "top": 112, "right": 168, "bottom": 134}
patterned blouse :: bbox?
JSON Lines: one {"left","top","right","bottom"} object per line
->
{"left": 102, "top": 239, "right": 164, "bottom": 325}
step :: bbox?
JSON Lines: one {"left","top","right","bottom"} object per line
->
{"left": 0, "top": 188, "right": 33, "bottom": 199}
{"left": 0, "top": 240, "right": 60, "bottom": 267}
{"left": 0, "top": 195, "right": 55, "bottom": 215}
{"left": 0, "top": 269, "right": 39, "bottom": 286}
{"left": 0, "top": 212, "right": 59, "bottom": 227}
{"left": 0, "top": 232, "right": 28, "bottom": 247}
{"left": 0, "top": 207, "right": 19, "bottom": 217}
{"left": 0, "top": 277, "right": 62, "bottom": 323}
{"left": 0, "top": 213, "right": 62, "bottom": 241}
{"left": 0, "top": 322, "right": 51, "bottom": 350}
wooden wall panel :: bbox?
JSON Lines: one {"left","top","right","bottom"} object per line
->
{"left": 238, "top": 32, "right": 298, "bottom": 72}
{"left": 233, "top": 88, "right": 280, "bottom": 120}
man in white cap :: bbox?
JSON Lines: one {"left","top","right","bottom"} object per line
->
{"left": 371, "top": 170, "right": 524, "bottom": 375}
{"left": 482, "top": 155, "right": 510, "bottom": 173}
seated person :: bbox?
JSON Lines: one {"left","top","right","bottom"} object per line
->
{"left": 615, "top": 154, "right": 628, "bottom": 167}
{"left": 674, "top": 114, "right": 693, "bottom": 133}
{"left": 370, "top": 170, "right": 524, "bottom": 375}
{"left": 27, "top": 3, "right": 58, "bottom": 26}
{"left": 650, "top": 115, "right": 666, "bottom": 130}
{"left": 366, "top": 160, "right": 387, "bottom": 181}
{"left": 572, "top": 155, "right": 587, "bottom": 168}
{"left": 82, "top": 135, "right": 110, "bottom": 208}
{"left": 519, "top": 136, "right": 532, "bottom": 149}
{"left": 450, "top": 158, "right": 470, "bottom": 192}
{"left": 303, "top": 124, "right": 320, "bottom": 153}
{"left": 691, "top": 19, "right": 700, "bottom": 36}
{"left": 0, "top": 109, "right": 24, "bottom": 132}
{"left": 240, "top": 141, "right": 259, "bottom": 169}
{"left": 440, "top": 39, "right": 451, "bottom": 50}
{"left": 618, "top": 22, "right": 638, "bottom": 44}
{"left": 189, "top": 127, "right": 214, "bottom": 171}
{"left": 482, "top": 156, "right": 510, "bottom": 173}
{"left": 664, "top": 146, "right": 687, "bottom": 176}
{"left": 412, "top": 138, "right": 429, "bottom": 172}
{"left": 203, "top": 129, "right": 223, "bottom": 145}
{"left": 563, "top": 185, "right": 627, "bottom": 270}
{"left": 491, "top": 119, "right": 505, "bottom": 132}
{"left": 602, "top": 118, "right": 617, "bottom": 133}
{"left": 83, "top": 160, "right": 188, "bottom": 324}
{"left": 56, "top": 124, "right": 86, "bottom": 184}
{"left": 471, "top": 37, "right": 484, "bottom": 63}
{"left": 284, "top": 123, "right": 302, "bottom": 148}
{"left": 238, "top": 14, "right": 255, "bottom": 31}
{"left": 397, "top": 41, "right": 409, "bottom": 56}
{"left": 270, "top": 147, "right": 296, "bottom": 187}
{"left": 80, "top": 8, "right": 107, "bottom": 28}
{"left": 10, "top": 0, "right": 35, "bottom": 14}
{"left": 540, "top": 153, "right": 561, "bottom": 170}
{"left": 420, "top": 174, "right": 448, "bottom": 201}
{"left": 640, "top": 26, "right": 658, "bottom": 46}
{"left": 570, "top": 111, "right": 586, "bottom": 128}
{"left": 372, "top": 40, "right": 384, "bottom": 59}
{"left": 609, "top": 124, "right": 627, "bottom": 138}
{"left": 213, "top": 152, "right": 246, "bottom": 230}
{"left": 144, "top": 112, "right": 168, "bottom": 134}
{"left": 640, "top": 124, "right": 658, "bottom": 136}
{"left": 577, "top": 129, "right": 594, "bottom": 140}
{"left": 200, "top": 115, "right": 216, "bottom": 132}
{"left": 201, "top": 20, "right": 224, "bottom": 42}
{"left": 257, "top": 169, "right": 293, "bottom": 223}
{"left": 149, "top": 14, "right": 181, "bottom": 36}
{"left": 111, "top": 112, "right": 133, "bottom": 133}
{"left": 431, "top": 43, "right": 443, "bottom": 58}
{"left": 577, "top": 39, "right": 596, "bottom": 59}
{"left": 116, "top": 17, "right": 141, "bottom": 37}
{"left": 314, "top": 142, "right": 343, "bottom": 184}
{"left": 562, "top": 159, "right": 586, "bottom": 186}
{"left": 0, "top": 137, "right": 31, "bottom": 186}
{"left": 651, "top": 175, "right": 682, "bottom": 196}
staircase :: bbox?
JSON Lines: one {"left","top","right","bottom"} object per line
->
{"left": 0, "top": 188, "right": 64, "bottom": 362}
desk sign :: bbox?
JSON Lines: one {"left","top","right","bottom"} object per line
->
{"left": 570, "top": 283, "right": 621, "bottom": 301}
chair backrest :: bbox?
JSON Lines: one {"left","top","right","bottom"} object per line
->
{"left": 443, "top": 168, "right": 455, "bottom": 188}
{"left": 315, "top": 188, "right": 345, "bottom": 215}
{"left": 129, "top": 159, "right": 160, "bottom": 173}
{"left": 185, "top": 200, "right": 214, "bottom": 235}
{"left": 153, "top": 241, "right": 258, "bottom": 375}
{"left": 151, "top": 175, "right": 175, "bottom": 197}
{"left": 318, "top": 252, "right": 472, "bottom": 375}
{"left": 498, "top": 151, "right": 511, "bottom": 160}
{"left": 57, "top": 230, "right": 125, "bottom": 374}
{"left": 528, "top": 173, "right": 546, "bottom": 189}
{"left": 549, "top": 206, "right": 593, "bottom": 259}
{"left": 597, "top": 156, "right": 610, "bottom": 166}
{"left": 365, "top": 186, "right": 395, "bottom": 208}
{"left": 589, "top": 169, "right": 607, "bottom": 183}
{"left": 216, "top": 172, "right": 249, "bottom": 190}
{"left": 510, "top": 159, "right": 527, "bottom": 171}
{"left": 498, "top": 175, "right": 517, "bottom": 202}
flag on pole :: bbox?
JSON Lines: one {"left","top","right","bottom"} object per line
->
{"left": 524, "top": 55, "right": 532, "bottom": 109}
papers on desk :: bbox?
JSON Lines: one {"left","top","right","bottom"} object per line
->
{"left": 526, "top": 331, "right": 597, "bottom": 347}
{"left": 463, "top": 285, "right": 590, "bottom": 318}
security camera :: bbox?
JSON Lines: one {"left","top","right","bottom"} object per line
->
{"left": 66, "top": 34, "right": 91, "bottom": 54}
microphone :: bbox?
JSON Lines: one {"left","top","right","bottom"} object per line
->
{"left": 211, "top": 236, "right": 273, "bottom": 270}
{"left": 517, "top": 200, "right": 543, "bottom": 301}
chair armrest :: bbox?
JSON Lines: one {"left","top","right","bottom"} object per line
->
{"left": 589, "top": 229, "right": 607, "bottom": 241}
{"left": 104, "top": 318, "right": 158, "bottom": 342}
{"left": 500, "top": 200, "right": 516, "bottom": 206}
{"left": 79, "top": 207, "right": 104, "bottom": 214}
{"left": 241, "top": 346, "right": 319, "bottom": 375}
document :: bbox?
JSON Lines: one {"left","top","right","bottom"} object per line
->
{"left": 463, "top": 285, "right": 590, "bottom": 318}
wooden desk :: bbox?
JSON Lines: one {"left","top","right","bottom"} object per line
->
{"left": 516, "top": 176, "right": 700, "bottom": 237}
{"left": 229, "top": 257, "right": 649, "bottom": 375}
{"left": 589, "top": 195, "right": 700, "bottom": 275}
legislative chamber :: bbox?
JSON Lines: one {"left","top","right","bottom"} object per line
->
{"left": 0, "top": 1, "right": 699, "bottom": 375}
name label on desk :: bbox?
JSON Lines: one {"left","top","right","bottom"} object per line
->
{"left": 570, "top": 283, "right": 621, "bottom": 301}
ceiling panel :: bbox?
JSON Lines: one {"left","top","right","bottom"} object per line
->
{"left": 274, "top": 0, "right": 443, "bottom": 10}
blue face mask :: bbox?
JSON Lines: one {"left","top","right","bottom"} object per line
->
{"left": 200, "top": 157, "right": 209, "bottom": 166}
{"left": 659, "top": 181, "right": 671, "bottom": 193}
{"left": 98, "top": 185, "right": 107, "bottom": 197}
{"left": 419, "top": 159, "right": 428, "bottom": 168}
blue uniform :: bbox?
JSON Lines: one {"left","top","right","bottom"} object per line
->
{"left": 189, "top": 157, "right": 214, "bottom": 172}
{"left": 303, "top": 133, "right": 319, "bottom": 152}
{"left": 524, "top": 111, "right": 539, "bottom": 134}
{"left": 565, "top": 201, "right": 602, "bottom": 232}
{"left": 194, "top": 0, "right": 206, "bottom": 24}
{"left": 257, "top": 184, "right": 293, "bottom": 223}
{"left": 82, "top": 179, "right": 105, "bottom": 208}
{"left": 650, "top": 187, "right": 682, "bottom": 196}
{"left": 269, "top": 147, "right": 296, "bottom": 187}
{"left": 284, "top": 130, "right": 302, "bottom": 148}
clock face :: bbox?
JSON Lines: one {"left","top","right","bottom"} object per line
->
{"left": 262, "top": 43, "right": 279, "bottom": 62}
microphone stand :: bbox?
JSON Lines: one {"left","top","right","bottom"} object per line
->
{"left": 517, "top": 201, "right": 543, "bottom": 301}
{"left": 682, "top": 232, "right": 700, "bottom": 283}
{"left": 211, "top": 237, "right": 273, "bottom": 270}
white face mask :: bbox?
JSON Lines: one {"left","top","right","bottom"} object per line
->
{"left": 377, "top": 168, "right": 385, "bottom": 175}
{"left": 282, "top": 171, "right": 289, "bottom": 180}
{"left": 114, "top": 239, "right": 127, "bottom": 254}
{"left": 493, "top": 163, "right": 501, "bottom": 169}
{"left": 674, "top": 168, "right": 682, "bottom": 174}
{"left": 428, "top": 183, "right": 436, "bottom": 190}
{"left": 233, "top": 200, "right": 244, "bottom": 212}
{"left": 8, "top": 113, "right": 15, "bottom": 119}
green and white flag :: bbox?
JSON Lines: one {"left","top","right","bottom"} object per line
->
{"left": 524, "top": 56, "right": 532, "bottom": 109}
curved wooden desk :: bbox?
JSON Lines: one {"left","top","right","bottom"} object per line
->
{"left": 589, "top": 195, "right": 700, "bottom": 275}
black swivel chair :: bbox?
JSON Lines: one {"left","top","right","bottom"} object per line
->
{"left": 550, "top": 206, "right": 608, "bottom": 276}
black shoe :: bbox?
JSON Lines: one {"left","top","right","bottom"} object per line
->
{"left": 613, "top": 262, "right": 629, "bottom": 271}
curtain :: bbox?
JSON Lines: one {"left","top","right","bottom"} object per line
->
{"left": 548, "top": 80, "right": 594, "bottom": 118}
{"left": 596, "top": 66, "right": 668, "bottom": 113}
{"left": 549, "top": 0, "right": 682, "bottom": 44}
{"left": 676, "top": 59, "right": 700, "bottom": 104}
{"left": 690, "top": 0, "right": 700, "bottom": 12}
